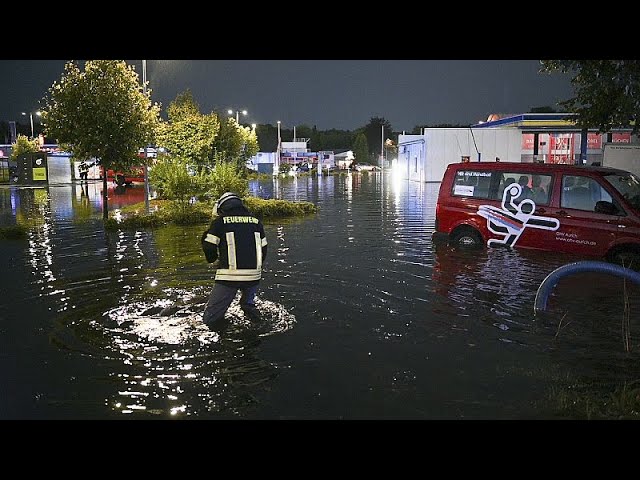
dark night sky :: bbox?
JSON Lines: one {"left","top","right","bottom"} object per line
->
{"left": 0, "top": 59, "right": 573, "bottom": 133}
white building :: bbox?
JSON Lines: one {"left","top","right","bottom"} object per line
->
{"left": 396, "top": 113, "right": 637, "bottom": 183}
{"left": 397, "top": 128, "right": 521, "bottom": 183}
{"left": 248, "top": 137, "right": 336, "bottom": 175}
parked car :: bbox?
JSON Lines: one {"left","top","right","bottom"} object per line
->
{"left": 432, "top": 161, "right": 640, "bottom": 266}
{"left": 355, "top": 164, "right": 381, "bottom": 172}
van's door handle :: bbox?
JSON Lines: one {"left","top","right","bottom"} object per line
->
{"left": 557, "top": 210, "right": 568, "bottom": 216}
{"left": 536, "top": 208, "right": 546, "bottom": 214}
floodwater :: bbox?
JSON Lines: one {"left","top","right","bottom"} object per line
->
{"left": 1, "top": 173, "right": 640, "bottom": 420}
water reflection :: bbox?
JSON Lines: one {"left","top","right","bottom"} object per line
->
{"left": 2, "top": 174, "right": 640, "bottom": 419}
{"left": 92, "top": 293, "right": 295, "bottom": 417}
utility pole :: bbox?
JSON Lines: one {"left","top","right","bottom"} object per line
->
{"left": 275, "top": 120, "right": 281, "bottom": 176}
{"left": 381, "top": 124, "right": 384, "bottom": 168}
{"left": 142, "top": 60, "right": 150, "bottom": 212}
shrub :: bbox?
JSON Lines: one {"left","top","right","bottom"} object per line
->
{"left": 243, "top": 197, "right": 317, "bottom": 218}
{"left": 205, "top": 161, "right": 249, "bottom": 200}
{"left": 277, "top": 163, "right": 292, "bottom": 175}
{"left": 149, "top": 155, "right": 209, "bottom": 211}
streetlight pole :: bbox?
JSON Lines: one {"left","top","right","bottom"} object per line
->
{"left": 142, "top": 60, "right": 150, "bottom": 212}
{"left": 381, "top": 124, "right": 384, "bottom": 168}
{"left": 228, "top": 109, "right": 248, "bottom": 124}
{"left": 275, "top": 120, "right": 281, "bottom": 176}
{"left": 21, "top": 111, "right": 41, "bottom": 138}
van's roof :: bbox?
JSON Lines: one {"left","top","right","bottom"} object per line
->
{"left": 447, "top": 161, "right": 631, "bottom": 176}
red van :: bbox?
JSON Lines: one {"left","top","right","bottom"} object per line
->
{"left": 432, "top": 161, "right": 640, "bottom": 266}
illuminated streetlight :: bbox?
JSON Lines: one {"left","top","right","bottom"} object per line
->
{"left": 21, "top": 111, "right": 41, "bottom": 138}
{"left": 228, "top": 109, "right": 248, "bottom": 124}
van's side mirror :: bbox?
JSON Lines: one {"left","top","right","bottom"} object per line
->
{"left": 595, "top": 200, "right": 618, "bottom": 215}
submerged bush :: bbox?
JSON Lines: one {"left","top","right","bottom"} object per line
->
{"left": 104, "top": 195, "right": 317, "bottom": 230}
{"left": 243, "top": 197, "right": 316, "bottom": 218}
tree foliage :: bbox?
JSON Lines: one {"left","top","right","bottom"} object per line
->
{"left": 41, "top": 60, "right": 161, "bottom": 219}
{"left": 158, "top": 91, "right": 220, "bottom": 168}
{"left": 149, "top": 154, "right": 208, "bottom": 206}
{"left": 529, "top": 105, "right": 558, "bottom": 113}
{"left": 157, "top": 91, "right": 258, "bottom": 174}
{"left": 211, "top": 116, "right": 258, "bottom": 170}
{"left": 0, "top": 121, "right": 10, "bottom": 144}
{"left": 308, "top": 127, "right": 355, "bottom": 152}
{"left": 42, "top": 60, "right": 161, "bottom": 170}
{"left": 352, "top": 132, "right": 368, "bottom": 165}
{"left": 540, "top": 60, "right": 640, "bottom": 133}
{"left": 167, "top": 89, "right": 201, "bottom": 120}
{"left": 254, "top": 123, "right": 279, "bottom": 151}
{"left": 206, "top": 160, "right": 249, "bottom": 200}
{"left": 10, "top": 134, "right": 40, "bottom": 161}
{"left": 360, "top": 117, "right": 393, "bottom": 161}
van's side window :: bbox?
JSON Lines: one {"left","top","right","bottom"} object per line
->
{"left": 451, "top": 170, "right": 492, "bottom": 199}
{"left": 494, "top": 172, "right": 552, "bottom": 205}
{"left": 561, "top": 175, "right": 613, "bottom": 212}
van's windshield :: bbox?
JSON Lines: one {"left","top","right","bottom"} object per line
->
{"left": 604, "top": 172, "right": 640, "bottom": 211}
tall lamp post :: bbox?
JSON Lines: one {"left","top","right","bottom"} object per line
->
{"left": 228, "top": 109, "right": 248, "bottom": 124}
{"left": 381, "top": 124, "right": 384, "bottom": 168}
{"left": 275, "top": 120, "right": 281, "bottom": 176}
{"left": 21, "top": 111, "right": 41, "bottom": 138}
{"left": 142, "top": 60, "right": 150, "bottom": 212}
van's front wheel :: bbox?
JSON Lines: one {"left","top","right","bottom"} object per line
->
{"left": 450, "top": 228, "right": 483, "bottom": 248}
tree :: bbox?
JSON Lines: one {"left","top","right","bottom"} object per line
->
{"left": 361, "top": 117, "right": 393, "bottom": 162}
{"left": 10, "top": 134, "right": 39, "bottom": 161}
{"left": 0, "top": 121, "right": 9, "bottom": 144}
{"left": 158, "top": 90, "right": 220, "bottom": 169}
{"left": 166, "top": 89, "right": 200, "bottom": 120}
{"left": 529, "top": 105, "right": 557, "bottom": 113}
{"left": 294, "top": 124, "right": 313, "bottom": 140}
{"left": 254, "top": 123, "right": 279, "bottom": 151}
{"left": 211, "top": 116, "right": 258, "bottom": 171}
{"left": 352, "top": 133, "right": 368, "bottom": 166}
{"left": 42, "top": 60, "right": 161, "bottom": 219}
{"left": 308, "top": 128, "right": 354, "bottom": 152}
{"left": 540, "top": 60, "right": 640, "bottom": 133}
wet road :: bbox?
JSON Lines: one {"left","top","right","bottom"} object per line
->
{"left": 1, "top": 173, "right": 639, "bottom": 419}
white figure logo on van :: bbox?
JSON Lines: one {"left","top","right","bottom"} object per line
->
{"left": 477, "top": 182, "right": 560, "bottom": 248}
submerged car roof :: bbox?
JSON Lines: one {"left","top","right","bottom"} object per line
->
{"left": 448, "top": 161, "right": 631, "bottom": 176}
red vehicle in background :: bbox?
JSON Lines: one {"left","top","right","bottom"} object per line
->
{"left": 95, "top": 148, "right": 155, "bottom": 185}
{"left": 100, "top": 166, "right": 145, "bottom": 185}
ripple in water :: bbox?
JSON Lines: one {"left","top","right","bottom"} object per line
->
{"left": 99, "top": 293, "right": 297, "bottom": 346}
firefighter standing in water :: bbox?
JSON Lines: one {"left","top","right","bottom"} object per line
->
{"left": 79, "top": 160, "right": 93, "bottom": 181}
{"left": 201, "top": 192, "right": 268, "bottom": 333}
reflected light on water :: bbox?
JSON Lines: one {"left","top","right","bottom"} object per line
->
{"left": 6, "top": 176, "right": 640, "bottom": 419}
{"left": 96, "top": 292, "right": 296, "bottom": 417}
{"left": 391, "top": 162, "right": 405, "bottom": 207}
